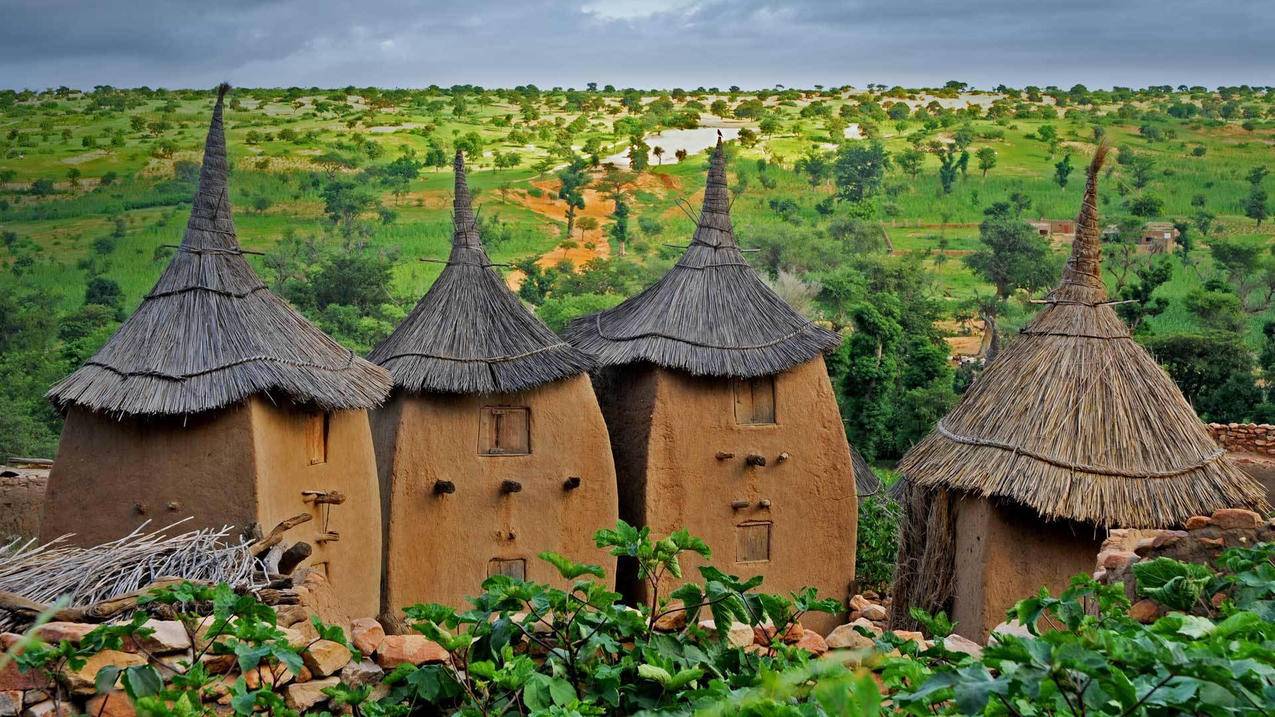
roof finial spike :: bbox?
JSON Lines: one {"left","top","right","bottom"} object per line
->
{"left": 179, "top": 83, "right": 236, "bottom": 250}
{"left": 451, "top": 149, "right": 481, "bottom": 250}
{"left": 1055, "top": 142, "right": 1110, "bottom": 301}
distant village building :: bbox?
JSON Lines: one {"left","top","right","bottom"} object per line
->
{"left": 1026, "top": 219, "right": 1075, "bottom": 239}
{"left": 1102, "top": 222, "right": 1180, "bottom": 254}
{"left": 41, "top": 86, "right": 391, "bottom": 617}
{"left": 567, "top": 140, "right": 857, "bottom": 633}
{"left": 368, "top": 153, "right": 617, "bottom": 624}
{"left": 892, "top": 147, "right": 1265, "bottom": 642}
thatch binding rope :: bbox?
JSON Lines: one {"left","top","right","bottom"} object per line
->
{"left": 895, "top": 144, "right": 1266, "bottom": 529}
{"left": 368, "top": 151, "right": 593, "bottom": 395}
{"left": 566, "top": 139, "right": 840, "bottom": 379}
{"left": 47, "top": 84, "right": 390, "bottom": 417}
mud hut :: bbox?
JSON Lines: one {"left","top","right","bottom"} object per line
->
{"left": 42, "top": 85, "right": 391, "bottom": 617}
{"left": 566, "top": 140, "right": 857, "bottom": 632}
{"left": 368, "top": 152, "right": 616, "bottom": 622}
{"left": 891, "top": 147, "right": 1266, "bottom": 641}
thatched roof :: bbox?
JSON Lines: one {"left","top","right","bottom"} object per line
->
{"left": 48, "top": 85, "right": 391, "bottom": 418}
{"left": 367, "top": 152, "right": 593, "bottom": 395}
{"left": 896, "top": 146, "right": 1266, "bottom": 528}
{"left": 565, "top": 139, "right": 840, "bottom": 378}
{"left": 852, "top": 444, "right": 882, "bottom": 496}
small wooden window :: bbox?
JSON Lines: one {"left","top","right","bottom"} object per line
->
{"left": 736, "top": 522, "right": 772, "bottom": 563}
{"left": 487, "top": 558, "right": 527, "bottom": 580}
{"left": 479, "top": 406, "right": 531, "bottom": 455}
{"left": 305, "top": 413, "right": 330, "bottom": 465}
{"left": 733, "top": 376, "right": 776, "bottom": 425}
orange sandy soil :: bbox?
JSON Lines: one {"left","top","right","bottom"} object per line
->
{"left": 503, "top": 170, "right": 679, "bottom": 290}
{"left": 936, "top": 318, "right": 987, "bottom": 361}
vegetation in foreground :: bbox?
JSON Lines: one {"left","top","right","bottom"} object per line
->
{"left": 2, "top": 83, "right": 1274, "bottom": 459}
{"left": 6, "top": 522, "right": 1273, "bottom": 716}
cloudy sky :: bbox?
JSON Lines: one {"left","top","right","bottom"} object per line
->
{"left": 1, "top": 1, "right": 1270, "bottom": 90}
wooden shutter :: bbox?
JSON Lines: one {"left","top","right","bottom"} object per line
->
{"left": 733, "top": 376, "right": 776, "bottom": 425}
{"left": 479, "top": 406, "right": 531, "bottom": 455}
{"left": 487, "top": 558, "right": 527, "bottom": 580}
{"left": 736, "top": 521, "right": 772, "bottom": 563}
{"left": 305, "top": 413, "right": 329, "bottom": 465}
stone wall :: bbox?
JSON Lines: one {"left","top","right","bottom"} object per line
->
{"left": 0, "top": 466, "right": 48, "bottom": 539}
{"left": 1206, "top": 423, "right": 1275, "bottom": 456}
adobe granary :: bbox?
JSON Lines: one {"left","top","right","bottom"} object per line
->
{"left": 566, "top": 140, "right": 858, "bottom": 633}
{"left": 891, "top": 145, "right": 1267, "bottom": 642}
{"left": 41, "top": 85, "right": 391, "bottom": 617}
{"left": 368, "top": 152, "right": 617, "bottom": 623}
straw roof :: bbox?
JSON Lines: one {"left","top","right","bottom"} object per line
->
{"left": 565, "top": 139, "right": 840, "bottom": 378}
{"left": 48, "top": 85, "right": 391, "bottom": 418}
{"left": 367, "top": 152, "right": 593, "bottom": 395}
{"left": 896, "top": 146, "right": 1266, "bottom": 528}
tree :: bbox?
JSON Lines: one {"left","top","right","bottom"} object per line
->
{"left": 1115, "top": 257, "right": 1172, "bottom": 333}
{"left": 1244, "top": 184, "right": 1268, "bottom": 226}
{"left": 627, "top": 136, "right": 650, "bottom": 171}
{"left": 976, "top": 147, "right": 997, "bottom": 177}
{"left": 1143, "top": 332, "right": 1261, "bottom": 421}
{"left": 794, "top": 146, "right": 832, "bottom": 186}
{"left": 652, "top": 146, "right": 664, "bottom": 165}
{"left": 1054, "top": 153, "right": 1073, "bottom": 189}
{"left": 895, "top": 148, "right": 923, "bottom": 179}
{"left": 556, "top": 155, "right": 588, "bottom": 238}
{"left": 609, "top": 194, "right": 630, "bottom": 256}
{"left": 937, "top": 147, "right": 958, "bottom": 194}
{"left": 964, "top": 205, "right": 1058, "bottom": 299}
{"left": 1208, "top": 237, "right": 1275, "bottom": 313}
{"left": 833, "top": 141, "right": 890, "bottom": 205}
{"left": 737, "top": 128, "right": 758, "bottom": 148}
{"left": 84, "top": 276, "right": 123, "bottom": 313}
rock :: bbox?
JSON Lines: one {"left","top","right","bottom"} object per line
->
{"left": 85, "top": 690, "right": 135, "bottom": 717}
{"left": 291, "top": 619, "right": 321, "bottom": 647}
{"left": 793, "top": 629, "right": 828, "bottom": 655}
{"left": 21, "top": 691, "right": 48, "bottom": 707}
{"left": 824, "top": 624, "right": 876, "bottom": 650}
{"left": 752, "top": 624, "right": 802, "bottom": 646}
{"left": 244, "top": 664, "right": 296, "bottom": 690}
{"left": 1184, "top": 516, "right": 1212, "bottom": 530}
{"left": 0, "top": 691, "right": 21, "bottom": 717}
{"left": 848, "top": 594, "right": 872, "bottom": 612}
{"left": 374, "top": 635, "right": 448, "bottom": 668}
{"left": 941, "top": 634, "right": 983, "bottom": 658}
{"left": 847, "top": 610, "right": 862, "bottom": 622}
{"left": 285, "top": 677, "right": 340, "bottom": 712}
{"left": 862, "top": 591, "right": 880, "bottom": 601}
{"left": 33, "top": 623, "right": 95, "bottom": 645}
{"left": 303, "top": 639, "right": 352, "bottom": 678}
{"left": 850, "top": 617, "right": 882, "bottom": 635}
{"left": 697, "top": 620, "right": 754, "bottom": 649}
{"left": 1199, "top": 537, "right": 1225, "bottom": 548}
{"left": 350, "top": 618, "right": 386, "bottom": 655}
{"left": 860, "top": 604, "right": 888, "bottom": 622}
{"left": 1211, "top": 508, "right": 1262, "bottom": 530}
{"left": 652, "top": 607, "right": 687, "bottom": 633}
{"left": 340, "top": 659, "right": 384, "bottom": 688}
{"left": 278, "top": 626, "right": 308, "bottom": 651}
{"left": 135, "top": 620, "right": 191, "bottom": 654}
{"left": 1099, "top": 550, "right": 1138, "bottom": 571}
{"left": 275, "top": 605, "right": 310, "bottom": 627}
{"left": 60, "top": 650, "right": 147, "bottom": 694}
{"left": 988, "top": 620, "right": 1033, "bottom": 644}
{"left": 1128, "top": 599, "right": 1161, "bottom": 624}
{"left": 892, "top": 630, "right": 925, "bottom": 645}
{"left": 0, "top": 659, "right": 50, "bottom": 691}
{"left": 20, "top": 701, "right": 73, "bottom": 717}
{"left": 198, "top": 653, "right": 237, "bottom": 674}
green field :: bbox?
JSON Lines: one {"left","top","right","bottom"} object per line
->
{"left": 2, "top": 84, "right": 1273, "bottom": 456}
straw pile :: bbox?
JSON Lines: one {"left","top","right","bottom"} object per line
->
{"left": 0, "top": 520, "right": 262, "bottom": 630}
{"left": 47, "top": 84, "right": 390, "bottom": 417}
{"left": 896, "top": 146, "right": 1266, "bottom": 529}
{"left": 566, "top": 139, "right": 841, "bottom": 378}
{"left": 368, "top": 152, "right": 593, "bottom": 394}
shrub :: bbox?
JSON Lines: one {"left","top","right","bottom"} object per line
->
{"left": 855, "top": 493, "right": 901, "bottom": 593}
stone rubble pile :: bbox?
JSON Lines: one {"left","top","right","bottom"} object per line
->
{"left": 1094, "top": 507, "right": 1272, "bottom": 623}
{"left": 0, "top": 572, "right": 448, "bottom": 717}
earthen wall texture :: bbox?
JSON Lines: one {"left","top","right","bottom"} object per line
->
{"left": 41, "top": 399, "right": 383, "bottom": 619}
{"left": 598, "top": 357, "right": 856, "bottom": 634}
{"left": 376, "top": 375, "right": 619, "bottom": 622}
{"left": 951, "top": 496, "right": 1104, "bottom": 642}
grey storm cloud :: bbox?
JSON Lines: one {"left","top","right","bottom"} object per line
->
{"left": 0, "top": 0, "right": 1270, "bottom": 89}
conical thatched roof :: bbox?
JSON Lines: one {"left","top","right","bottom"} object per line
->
{"left": 897, "top": 146, "right": 1266, "bottom": 528}
{"left": 367, "top": 152, "right": 593, "bottom": 395}
{"left": 565, "top": 139, "right": 840, "bottom": 378}
{"left": 48, "top": 85, "right": 391, "bottom": 418}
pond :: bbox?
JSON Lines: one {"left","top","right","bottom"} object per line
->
{"left": 604, "top": 126, "right": 742, "bottom": 167}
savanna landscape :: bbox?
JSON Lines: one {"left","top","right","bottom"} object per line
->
{"left": 2, "top": 82, "right": 1273, "bottom": 461}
